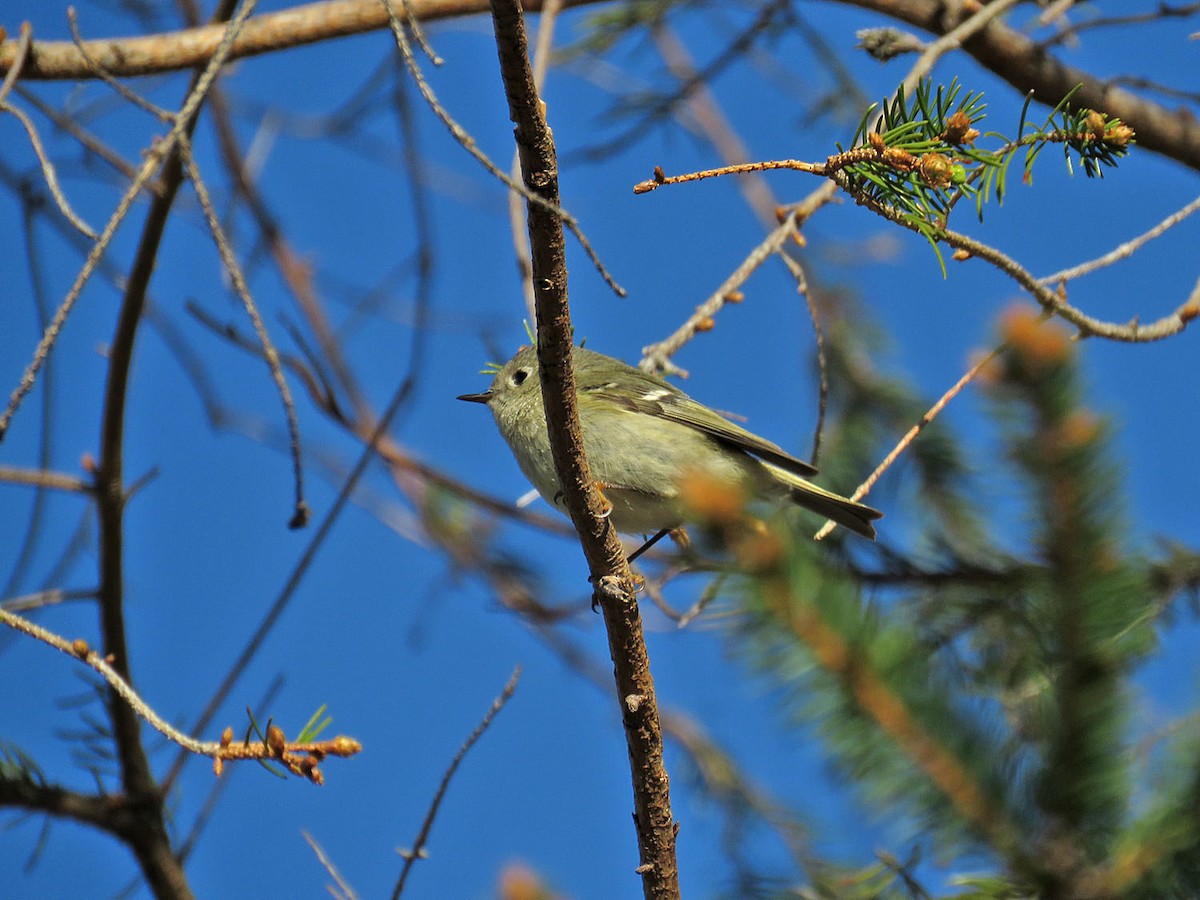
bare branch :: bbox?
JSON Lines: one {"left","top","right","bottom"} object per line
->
{"left": 391, "top": 666, "right": 521, "bottom": 898}
{"left": 0, "top": 464, "right": 91, "bottom": 493}
{"left": 0, "top": 0, "right": 592, "bottom": 80}
{"left": 304, "top": 831, "right": 360, "bottom": 900}
{"left": 0, "top": 24, "right": 96, "bottom": 238}
{"left": 1039, "top": 193, "right": 1200, "bottom": 284}
{"left": 638, "top": 209, "right": 803, "bottom": 375}
{"left": 179, "top": 135, "right": 310, "bottom": 529}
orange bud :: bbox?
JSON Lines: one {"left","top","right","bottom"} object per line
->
{"left": 498, "top": 862, "right": 548, "bottom": 900}
{"left": 1058, "top": 410, "right": 1100, "bottom": 449}
{"left": 941, "top": 111, "right": 980, "bottom": 145}
{"left": 734, "top": 530, "right": 784, "bottom": 573}
{"left": 917, "top": 153, "right": 955, "bottom": 188}
{"left": 1106, "top": 123, "right": 1135, "bottom": 147}
{"left": 998, "top": 304, "right": 1072, "bottom": 368}
{"left": 329, "top": 736, "right": 362, "bottom": 756}
{"left": 71, "top": 638, "right": 90, "bottom": 657}
{"left": 266, "top": 724, "right": 286, "bottom": 757}
{"left": 678, "top": 470, "right": 747, "bottom": 525}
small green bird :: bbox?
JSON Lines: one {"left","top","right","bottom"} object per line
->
{"left": 458, "top": 345, "right": 882, "bottom": 539}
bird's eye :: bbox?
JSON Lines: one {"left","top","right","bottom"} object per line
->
{"left": 510, "top": 368, "right": 530, "bottom": 387}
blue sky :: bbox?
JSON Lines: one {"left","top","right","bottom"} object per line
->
{"left": 1, "top": 2, "right": 1198, "bottom": 897}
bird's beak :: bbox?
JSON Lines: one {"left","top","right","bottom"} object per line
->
{"left": 456, "top": 391, "right": 493, "bottom": 404}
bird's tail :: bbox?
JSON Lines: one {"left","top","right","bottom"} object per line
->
{"left": 762, "top": 463, "right": 882, "bottom": 540}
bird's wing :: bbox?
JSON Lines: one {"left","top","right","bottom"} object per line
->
{"left": 583, "top": 379, "right": 820, "bottom": 478}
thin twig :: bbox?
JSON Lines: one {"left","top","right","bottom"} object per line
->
{"left": 391, "top": 666, "right": 521, "bottom": 898}
{"left": 1038, "top": 2, "right": 1200, "bottom": 49}
{"left": 1038, "top": 192, "right": 1200, "bottom": 284}
{"left": 179, "top": 135, "right": 309, "bottom": 528}
{"left": 304, "top": 831, "right": 360, "bottom": 900}
{"left": 0, "top": 606, "right": 222, "bottom": 758}
{"left": 639, "top": 209, "right": 801, "bottom": 374}
{"left": 0, "top": 24, "right": 97, "bottom": 241}
{"left": 399, "top": 0, "right": 443, "bottom": 65}
{"left": 1, "top": 587, "right": 98, "bottom": 613}
{"left": 814, "top": 341, "right": 1008, "bottom": 540}
{"left": 828, "top": 169, "right": 1198, "bottom": 342}
{"left": 0, "top": 465, "right": 91, "bottom": 493}
{"left": 380, "top": 0, "right": 625, "bottom": 297}
{"left": 634, "top": 158, "right": 823, "bottom": 193}
{"left": 774, "top": 247, "right": 829, "bottom": 465}
{"left": 1, "top": 105, "right": 96, "bottom": 238}
{"left": 66, "top": 8, "right": 174, "bottom": 121}
{"left": 934, "top": 221, "right": 1196, "bottom": 342}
